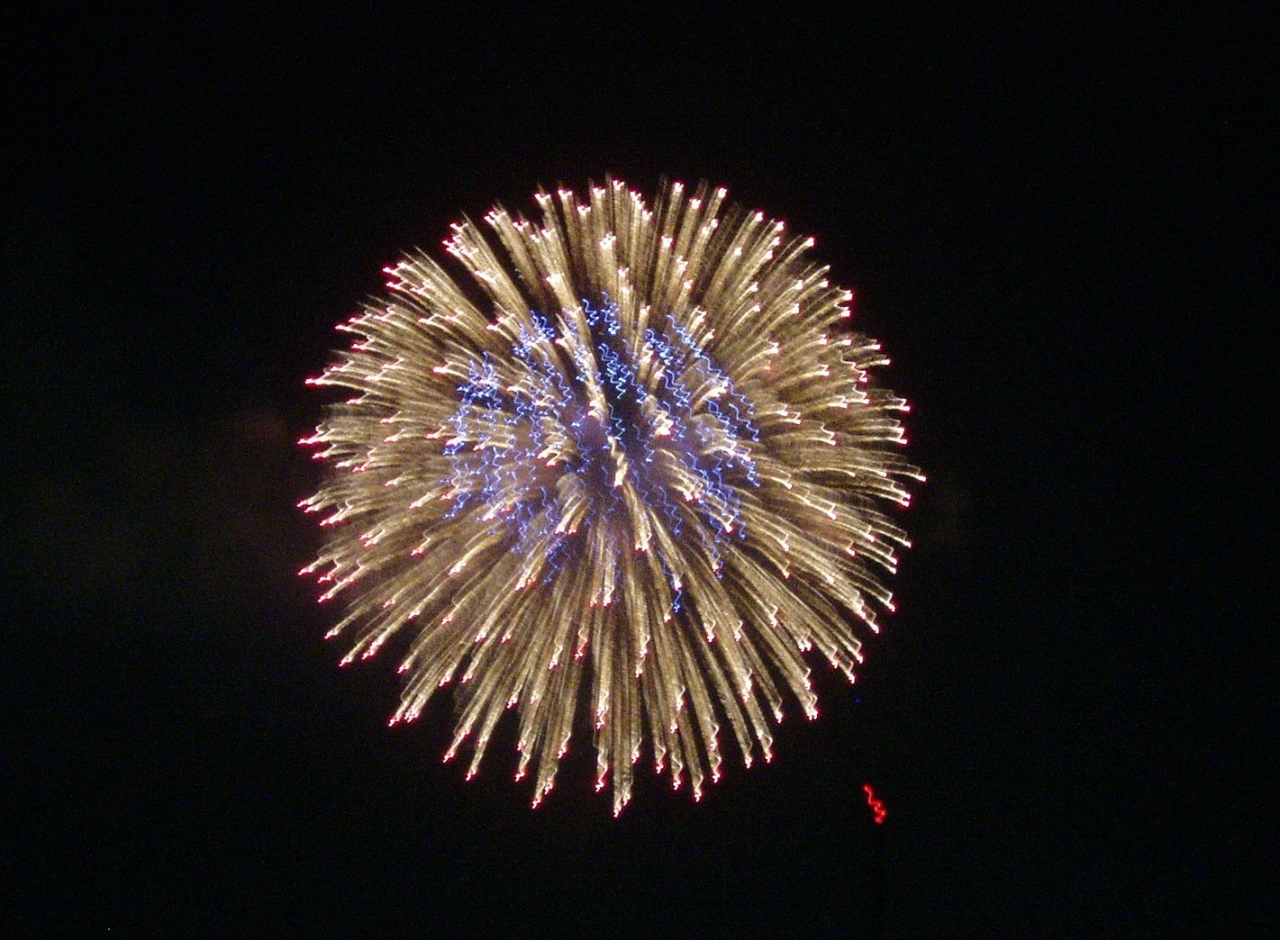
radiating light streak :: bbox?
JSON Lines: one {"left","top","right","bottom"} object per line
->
{"left": 301, "top": 179, "right": 923, "bottom": 814}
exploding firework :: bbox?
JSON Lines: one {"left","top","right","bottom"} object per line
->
{"left": 300, "top": 179, "right": 922, "bottom": 814}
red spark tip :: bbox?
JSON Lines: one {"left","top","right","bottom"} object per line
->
{"left": 863, "top": 784, "right": 887, "bottom": 824}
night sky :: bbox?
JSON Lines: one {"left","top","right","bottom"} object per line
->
{"left": 3, "top": 7, "right": 1269, "bottom": 936}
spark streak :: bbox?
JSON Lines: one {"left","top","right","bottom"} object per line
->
{"left": 301, "top": 179, "right": 922, "bottom": 813}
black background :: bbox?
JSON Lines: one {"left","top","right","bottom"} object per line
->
{"left": 3, "top": 5, "right": 1271, "bottom": 936}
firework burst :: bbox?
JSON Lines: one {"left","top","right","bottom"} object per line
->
{"left": 300, "top": 179, "right": 922, "bottom": 814}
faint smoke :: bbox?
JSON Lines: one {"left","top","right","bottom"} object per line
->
{"left": 16, "top": 407, "right": 318, "bottom": 622}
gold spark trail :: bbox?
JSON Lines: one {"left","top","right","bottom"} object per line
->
{"left": 300, "top": 179, "right": 922, "bottom": 814}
